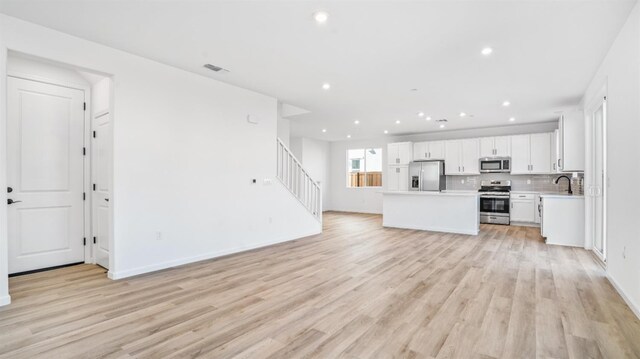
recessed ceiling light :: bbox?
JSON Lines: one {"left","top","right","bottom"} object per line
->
{"left": 509, "top": 117, "right": 515, "bottom": 122}
{"left": 481, "top": 47, "right": 493, "bottom": 56}
{"left": 417, "top": 112, "right": 425, "bottom": 117}
{"left": 347, "top": 134, "right": 351, "bottom": 138}
{"left": 354, "top": 120, "right": 360, "bottom": 125}
{"left": 395, "top": 120, "right": 401, "bottom": 124}
{"left": 439, "top": 124, "right": 445, "bottom": 128}
{"left": 313, "top": 11, "right": 329, "bottom": 24}
{"left": 322, "top": 129, "right": 327, "bottom": 133}
{"left": 459, "top": 112, "right": 466, "bottom": 117}
{"left": 502, "top": 101, "right": 511, "bottom": 107}
{"left": 322, "top": 83, "right": 331, "bottom": 90}
{"left": 384, "top": 130, "right": 389, "bottom": 134}
{"left": 426, "top": 116, "right": 432, "bottom": 121}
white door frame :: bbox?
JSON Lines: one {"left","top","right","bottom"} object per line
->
{"left": 6, "top": 71, "right": 93, "bottom": 267}
{"left": 584, "top": 83, "right": 608, "bottom": 264}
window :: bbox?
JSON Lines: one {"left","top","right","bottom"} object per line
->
{"left": 347, "top": 148, "right": 383, "bottom": 187}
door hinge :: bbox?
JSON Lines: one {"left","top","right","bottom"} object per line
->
{"left": 93, "top": 131, "right": 96, "bottom": 138}
{"left": 83, "top": 237, "right": 86, "bottom": 246}
{"left": 93, "top": 236, "right": 96, "bottom": 244}
{"left": 83, "top": 147, "right": 86, "bottom": 156}
{"left": 93, "top": 183, "right": 96, "bottom": 191}
{"left": 83, "top": 192, "right": 86, "bottom": 201}
{"left": 83, "top": 102, "right": 86, "bottom": 111}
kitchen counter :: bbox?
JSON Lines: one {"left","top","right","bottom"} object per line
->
{"left": 539, "top": 193, "right": 585, "bottom": 198}
{"left": 382, "top": 191, "right": 479, "bottom": 235}
{"left": 382, "top": 190, "right": 480, "bottom": 197}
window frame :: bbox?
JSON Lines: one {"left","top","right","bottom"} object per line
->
{"left": 346, "top": 147, "right": 383, "bottom": 188}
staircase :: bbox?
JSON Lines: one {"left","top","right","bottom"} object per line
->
{"left": 276, "top": 138, "right": 322, "bottom": 221}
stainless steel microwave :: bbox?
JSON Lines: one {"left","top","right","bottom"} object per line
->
{"left": 479, "top": 157, "right": 511, "bottom": 173}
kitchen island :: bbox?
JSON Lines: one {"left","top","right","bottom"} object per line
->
{"left": 382, "top": 191, "right": 480, "bottom": 235}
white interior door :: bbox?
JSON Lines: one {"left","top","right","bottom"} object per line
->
{"left": 592, "top": 99, "right": 606, "bottom": 261}
{"left": 7, "top": 77, "right": 86, "bottom": 274}
{"left": 92, "top": 112, "right": 111, "bottom": 269}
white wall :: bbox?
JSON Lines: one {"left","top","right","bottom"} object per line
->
{"left": 0, "top": 14, "right": 321, "bottom": 302}
{"left": 329, "top": 122, "right": 558, "bottom": 214}
{"left": 583, "top": 3, "right": 640, "bottom": 317}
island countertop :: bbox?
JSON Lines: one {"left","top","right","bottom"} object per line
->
{"left": 381, "top": 190, "right": 479, "bottom": 197}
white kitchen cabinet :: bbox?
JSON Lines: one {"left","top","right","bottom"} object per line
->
{"left": 479, "top": 136, "right": 511, "bottom": 157}
{"left": 413, "top": 141, "right": 445, "bottom": 161}
{"left": 413, "top": 142, "right": 427, "bottom": 161}
{"left": 461, "top": 139, "right": 480, "bottom": 174}
{"left": 541, "top": 195, "right": 585, "bottom": 247}
{"left": 552, "top": 130, "right": 561, "bottom": 173}
{"left": 445, "top": 139, "right": 479, "bottom": 175}
{"left": 558, "top": 110, "right": 585, "bottom": 172}
{"left": 535, "top": 194, "right": 542, "bottom": 223}
{"left": 494, "top": 136, "right": 511, "bottom": 156}
{"left": 387, "top": 166, "right": 408, "bottom": 191}
{"left": 388, "top": 142, "right": 412, "bottom": 165}
{"left": 428, "top": 141, "right": 445, "bottom": 160}
{"left": 510, "top": 133, "right": 552, "bottom": 174}
{"left": 510, "top": 193, "right": 536, "bottom": 223}
{"left": 479, "top": 137, "right": 495, "bottom": 157}
{"left": 530, "top": 133, "right": 552, "bottom": 174}
{"left": 510, "top": 135, "right": 531, "bottom": 174}
{"left": 444, "top": 140, "right": 462, "bottom": 175}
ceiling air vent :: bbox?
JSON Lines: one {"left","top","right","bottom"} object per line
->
{"left": 436, "top": 119, "right": 448, "bottom": 123}
{"left": 204, "top": 64, "right": 229, "bottom": 73}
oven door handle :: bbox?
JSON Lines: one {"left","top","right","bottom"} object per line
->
{"left": 481, "top": 195, "right": 510, "bottom": 199}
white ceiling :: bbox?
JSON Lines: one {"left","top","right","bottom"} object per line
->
{"left": 0, "top": 0, "right": 635, "bottom": 141}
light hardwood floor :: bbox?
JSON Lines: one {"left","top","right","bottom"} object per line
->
{"left": 1, "top": 212, "right": 639, "bottom": 358}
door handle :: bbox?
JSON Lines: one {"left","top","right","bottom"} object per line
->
{"left": 7, "top": 199, "right": 22, "bottom": 205}
{"left": 7, "top": 187, "right": 12, "bottom": 193}
{"left": 105, "top": 198, "right": 110, "bottom": 202}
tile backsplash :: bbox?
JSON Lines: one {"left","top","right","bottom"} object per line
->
{"left": 446, "top": 173, "right": 584, "bottom": 194}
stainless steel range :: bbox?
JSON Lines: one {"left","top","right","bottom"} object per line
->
{"left": 478, "top": 180, "right": 511, "bottom": 225}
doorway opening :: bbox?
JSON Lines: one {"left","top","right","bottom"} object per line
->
{"left": 6, "top": 51, "right": 112, "bottom": 276}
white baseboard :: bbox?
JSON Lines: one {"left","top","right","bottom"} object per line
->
{"left": 108, "top": 229, "right": 321, "bottom": 280}
{"left": 606, "top": 272, "right": 640, "bottom": 320}
{"left": 0, "top": 295, "right": 11, "bottom": 306}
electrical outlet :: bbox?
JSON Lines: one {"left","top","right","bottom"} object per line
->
{"left": 527, "top": 179, "right": 531, "bottom": 185}
{"left": 155, "top": 231, "right": 162, "bottom": 241}
{"left": 263, "top": 178, "right": 273, "bottom": 185}
{"left": 623, "top": 246, "right": 626, "bottom": 259}
{"left": 461, "top": 179, "right": 465, "bottom": 184}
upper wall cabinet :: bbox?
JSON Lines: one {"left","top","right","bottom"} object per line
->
{"left": 413, "top": 141, "right": 445, "bottom": 161}
{"left": 511, "top": 133, "right": 553, "bottom": 174}
{"left": 387, "top": 142, "right": 413, "bottom": 165}
{"left": 445, "top": 138, "right": 480, "bottom": 175}
{"left": 479, "top": 136, "right": 511, "bottom": 157}
{"left": 558, "top": 110, "right": 585, "bottom": 172}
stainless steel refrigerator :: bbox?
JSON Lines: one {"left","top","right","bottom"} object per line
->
{"left": 408, "top": 160, "right": 446, "bottom": 191}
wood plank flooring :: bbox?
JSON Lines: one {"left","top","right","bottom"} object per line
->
{"left": 1, "top": 211, "right": 639, "bottom": 358}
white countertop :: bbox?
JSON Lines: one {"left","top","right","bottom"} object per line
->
{"left": 540, "top": 193, "right": 585, "bottom": 199}
{"left": 382, "top": 190, "right": 479, "bottom": 197}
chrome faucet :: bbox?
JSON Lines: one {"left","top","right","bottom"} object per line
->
{"left": 555, "top": 175, "right": 573, "bottom": 195}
